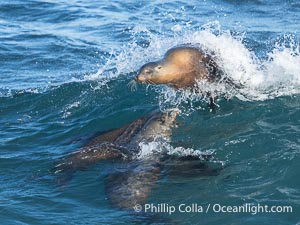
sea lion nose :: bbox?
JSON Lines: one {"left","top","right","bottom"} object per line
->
{"left": 135, "top": 73, "right": 145, "bottom": 82}
{"left": 135, "top": 74, "right": 140, "bottom": 81}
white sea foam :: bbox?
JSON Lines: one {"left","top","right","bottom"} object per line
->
{"left": 137, "top": 140, "right": 215, "bottom": 161}
{"left": 61, "top": 101, "right": 81, "bottom": 119}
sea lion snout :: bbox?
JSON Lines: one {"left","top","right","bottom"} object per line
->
{"left": 135, "top": 73, "right": 147, "bottom": 82}
{"left": 135, "top": 62, "right": 159, "bottom": 83}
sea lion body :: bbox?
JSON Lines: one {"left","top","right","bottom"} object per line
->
{"left": 53, "top": 110, "right": 217, "bottom": 210}
{"left": 53, "top": 111, "right": 178, "bottom": 209}
{"left": 136, "top": 46, "right": 219, "bottom": 89}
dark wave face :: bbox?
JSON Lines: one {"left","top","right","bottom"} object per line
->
{"left": 1, "top": 0, "right": 300, "bottom": 224}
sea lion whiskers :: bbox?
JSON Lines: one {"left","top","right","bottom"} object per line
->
{"left": 139, "top": 79, "right": 156, "bottom": 85}
{"left": 146, "top": 79, "right": 156, "bottom": 85}
{"left": 127, "top": 79, "right": 137, "bottom": 91}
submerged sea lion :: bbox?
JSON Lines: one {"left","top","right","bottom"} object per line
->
{"left": 135, "top": 46, "right": 220, "bottom": 89}
{"left": 53, "top": 110, "right": 178, "bottom": 209}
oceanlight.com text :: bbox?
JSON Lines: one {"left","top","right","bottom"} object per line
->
{"left": 133, "top": 203, "right": 293, "bottom": 215}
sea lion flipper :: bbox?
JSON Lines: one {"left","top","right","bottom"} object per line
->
{"left": 86, "top": 114, "right": 154, "bottom": 147}
{"left": 52, "top": 142, "right": 129, "bottom": 186}
{"left": 209, "top": 96, "right": 218, "bottom": 112}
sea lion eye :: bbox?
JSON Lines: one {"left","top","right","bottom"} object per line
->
{"left": 157, "top": 66, "right": 162, "bottom": 70}
{"left": 145, "top": 69, "right": 152, "bottom": 74}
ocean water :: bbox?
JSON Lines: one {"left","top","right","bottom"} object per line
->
{"left": 1, "top": 0, "right": 300, "bottom": 224}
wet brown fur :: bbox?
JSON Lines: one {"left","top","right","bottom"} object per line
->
{"left": 136, "top": 46, "right": 219, "bottom": 89}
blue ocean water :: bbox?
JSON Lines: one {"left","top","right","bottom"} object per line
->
{"left": 1, "top": 0, "right": 300, "bottom": 224}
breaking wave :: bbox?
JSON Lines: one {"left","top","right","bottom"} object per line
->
{"left": 88, "top": 22, "right": 300, "bottom": 113}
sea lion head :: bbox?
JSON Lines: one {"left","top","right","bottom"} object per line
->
{"left": 138, "top": 110, "right": 178, "bottom": 143}
{"left": 135, "top": 47, "right": 210, "bottom": 88}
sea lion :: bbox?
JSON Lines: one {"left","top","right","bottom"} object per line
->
{"left": 135, "top": 46, "right": 220, "bottom": 89}
{"left": 52, "top": 110, "right": 178, "bottom": 209}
